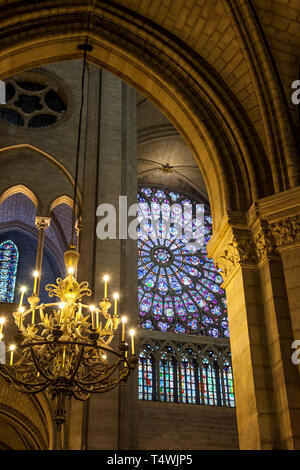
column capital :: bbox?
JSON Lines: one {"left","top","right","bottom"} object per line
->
{"left": 252, "top": 218, "right": 279, "bottom": 264}
{"left": 215, "top": 233, "right": 257, "bottom": 282}
{"left": 269, "top": 214, "right": 300, "bottom": 251}
{"left": 207, "top": 212, "right": 258, "bottom": 283}
{"left": 35, "top": 216, "right": 51, "bottom": 230}
{"left": 251, "top": 215, "right": 300, "bottom": 260}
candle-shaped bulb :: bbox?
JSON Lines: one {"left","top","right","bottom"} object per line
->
{"left": 0, "top": 317, "right": 5, "bottom": 334}
{"left": 68, "top": 267, "right": 75, "bottom": 275}
{"left": 103, "top": 275, "right": 109, "bottom": 299}
{"left": 121, "top": 316, "right": 127, "bottom": 341}
{"left": 0, "top": 333, "right": 3, "bottom": 341}
{"left": 19, "top": 285, "right": 27, "bottom": 309}
{"left": 9, "top": 344, "right": 16, "bottom": 366}
{"left": 113, "top": 293, "right": 119, "bottom": 316}
{"left": 129, "top": 329, "right": 135, "bottom": 355}
{"left": 33, "top": 271, "right": 39, "bottom": 295}
{"left": 19, "top": 307, "right": 24, "bottom": 330}
{"left": 90, "top": 305, "right": 96, "bottom": 329}
{"left": 58, "top": 303, "right": 65, "bottom": 325}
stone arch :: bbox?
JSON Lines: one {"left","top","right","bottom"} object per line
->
{"left": 0, "top": 377, "right": 52, "bottom": 450}
{"left": 0, "top": 1, "right": 278, "bottom": 229}
{"left": 0, "top": 184, "right": 39, "bottom": 211}
{"left": 0, "top": 145, "right": 82, "bottom": 214}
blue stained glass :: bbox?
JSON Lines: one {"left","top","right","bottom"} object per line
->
{"left": 0, "top": 240, "right": 19, "bottom": 303}
{"left": 141, "top": 188, "right": 152, "bottom": 197}
{"left": 169, "top": 192, "right": 181, "bottom": 201}
{"left": 137, "top": 187, "right": 228, "bottom": 337}
{"left": 138, "top": 353, "right": 154, "bottom": 400}
{"left": 165, "top": 308, "right": 174, "bottom": 321}
{"left": 141, "top": 320, "right": 154, "bottom": 330}
{"left": 158, "top": 322, "right": 169, "bottom": 332}
{"left": 169, "top": 276, "right": 182, "bottom": 292}
{"left": 160, "top": 358, "right": 175, "bottom": 402}
{"left": 175, "top": 324, "right": 186, "bottom": 333}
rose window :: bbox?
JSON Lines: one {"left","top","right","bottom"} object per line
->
{"left": 137, "top": 187, "right": 229, "bottom": 338}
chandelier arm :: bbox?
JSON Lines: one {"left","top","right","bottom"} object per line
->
{"left": 68, "top": 343, "right": 85, "bottom": 380}
{"left": 74, "top": 358, "right": 124, "bottom": 386}
{"left": 76, "top": 358, "right": 122, "bottom": 383}
{"left": 29, "top": 346, "right": 57, "bottom": 381}
{"left": 0, "top": 365, "right": 50, "bottom": 393}
{"left": 74, "top": 375, "right": 127, "bottom": 395}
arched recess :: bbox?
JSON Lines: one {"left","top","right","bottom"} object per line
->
{"left": 0, "top": 1, "right": 277, "bottom": 230}
{"left": 0, "top": 184, "right": 39, "bottom": 211}
{"left": 0, "top": 377, "right": 52, "bottom": 449}
{"left": 0, "top": 192, "right": 65, "bottom": 297}
{"left": 0, "top": 145, "right": 82, "bottom": 215}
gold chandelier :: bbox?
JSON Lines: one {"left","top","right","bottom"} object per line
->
{"left": 0, "top": 37, "right": 137, "bottom": 430}
{"left": 0, "top": 245, "right": 137, "bottom": 429}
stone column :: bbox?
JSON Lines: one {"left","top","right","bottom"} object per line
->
{"left": 70, "top": 66, "right": 137, "bottom": 450}
{"left": 252, "top": 219, "right": 300, "bottom": 449}
{"left": 269, "top": 215, "right": 300, "bottom": 346}
{"left": 208, "top": 207, "right": 300, "bottom": 450}
{"left": 209, "top": 223, "right": 280, "bottom": 449}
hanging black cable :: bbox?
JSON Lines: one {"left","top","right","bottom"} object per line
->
{"left": 70, "top": 9, "right": 93, "bottom": 247}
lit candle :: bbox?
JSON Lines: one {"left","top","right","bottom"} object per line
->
{"left": 39, "top": 306, "right": 44, "bottom": 322}
{"left": 121, "top": 316, "right": 127, "bottom": 341}
{"left": 19, "top": 307, "right": 24, "bottom": 330}
{"left": 62, "top": 346, "right": 66, "bottom": 369}
{"left": 0, "top": 333, "right": 3, "bottom": 342}
{"left": 129, "top": 329, "right": 135, "bottom": 355}
{"left": 9, "top": 345, "right": 16, "bottom": 366}
{"left": 0, "top": 317, "right": 5, "bottom": 334}
{"left": 59, "top": 303, "right": 65, "bottom": 324}
{"left": 90, "top": 305, "right": 96, "bottom": 330}
{"left": 76, "top": 302, "right": 82, "bottom": 322}
{"left": 19, "top": 286, "right": 27, "bottom": 309}
{"left": 113, "top": 293, "right": 119, "bottom": 317}
{"left": 103, "top": 275, "right": 109, "bottom": 299}
{"left": 33, "top": 271, "right": 39, "bottom": 295}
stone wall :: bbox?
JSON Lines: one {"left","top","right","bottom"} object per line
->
{"left": 137, "top": 401, "right": 238, "bottom": 450}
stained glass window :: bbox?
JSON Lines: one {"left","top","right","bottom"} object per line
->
{"left": 201, "top": 358, "right": 219, "bottom": 406}
{"left": 159, "top": 355, "right": 176, "bottom": 402}
{"left": 138, "top": 345, "right": 235, "bottom": 408}
{"left": 222, "top": 359, "right": 235, "bottom": 408}
{"left": 178, "top": 358, "right": 197, "bottom": 404}
{"left": 138, "top": 187, "right": 228, "bottom": 338}
{"left": 0, "top": 240, "right": 19, "bottom": 303}
{"left": 138, "top": 352, "right": 155, "bottom": 401}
